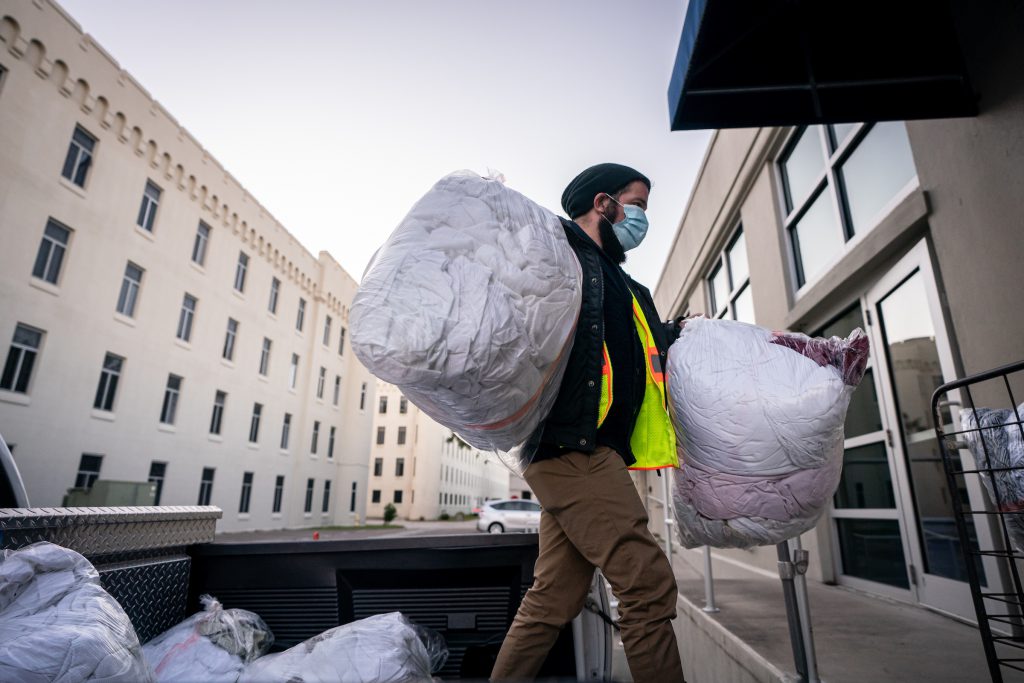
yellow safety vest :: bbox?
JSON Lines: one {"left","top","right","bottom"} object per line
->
{"left": 597, "top": 294, "right": 679, "bottom": 471}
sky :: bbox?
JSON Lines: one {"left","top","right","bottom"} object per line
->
{"left": 58, "top": 0, "right": 711, "bottom": 288}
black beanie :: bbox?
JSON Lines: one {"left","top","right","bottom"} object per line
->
{"left": 560, "top": 163, "right": 651, "bottom": 219}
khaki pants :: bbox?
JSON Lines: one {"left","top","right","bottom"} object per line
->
{"left": 491, "top": 447, "right": 684, "bottom": 683}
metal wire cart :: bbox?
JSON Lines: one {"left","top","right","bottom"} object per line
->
{"left": 933, "top": 360, "right": 1024, "bottom": 682}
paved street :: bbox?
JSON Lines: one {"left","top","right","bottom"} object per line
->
{"left": 215, "top": 518, "right": 487, "bottom": 543}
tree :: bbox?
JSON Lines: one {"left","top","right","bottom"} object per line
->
{"left": 383, "top": 503, "right": 397, "bottom": 524}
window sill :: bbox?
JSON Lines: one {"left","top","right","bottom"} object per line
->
{"left": 304, "top": 513, "right": 312, "bottom": 519}
{"left": 321, "top": 511, "right": 330, "bottom": 517}
{"left": 294, "top": 329, "right": 304, "bottom": 338}
{"left": 173, "top": 338, "right": 192, "bottom": 351}
{"left": 271, "top": 512, "right": 282, "bottom": 519}
{"left": 113, "top": 312, "right": 137, "bottom": 328}
{"left": 0, "top": 391, "right": 31, "bottom": 407}
{"left": 58, "top": 176, "right": 88, "bottom": 198}
{"left": 288, "top": 387, "right": 297, "bottom": 395}
{"left": 188, "top": 260, "right": 206, "bottom": 275}
{"left": 238, "top": 513, "right": 251, "bottom": 520}
{"left": 316, "top": 398, "right": 324, "bottom": 405}
{"left": 267, "top": 311, "right": 278, "bottom": 321}
{"left": 279, "top": 448, "right": 289, "bottom": 455}
{"left": 232, "top": 289, "right": 246, "bottom": 301}
{"left": 247, "top": 442, "right": 259, "bottom": 450}
{"left": 219, "top": 358, "right": 235, "bottom": 370}
{"left": 28, "top": 278, "right": 61, "bottom": 297}
{"left": 208, "top": 434, "right": 223, "bottom": 443}
{"left": 134, "top": 225, "right": 156, "bottom": 242}
{"left": 257, "top": 374, "right": 269, "bottom": 383}
{"left": 158, "top": 423, "right": 176, "bottom": 433}
{"left": 310, "top": 454, "right": 319, "bottom": 460}
{"left": 90, "top": 409, "right": 116, "bottom": 422}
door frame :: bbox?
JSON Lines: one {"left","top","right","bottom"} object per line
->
{"left": 862, "top": 239, "right": 1004, "bottom": 621}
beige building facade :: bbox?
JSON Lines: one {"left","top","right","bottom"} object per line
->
{"left": 367, "top": 381, "right": 509, "bottom": 521}
{"left": 647, "top": 27, "right": 1024, "bottom": 624}
{"left": 0, "top": 1, "right": 378, "bottom": 532}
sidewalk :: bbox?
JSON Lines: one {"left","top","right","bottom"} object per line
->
{"left": 669, "top": 547, "right": 1022, "bottom": 683}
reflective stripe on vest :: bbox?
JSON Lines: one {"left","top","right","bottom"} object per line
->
{"left": 597, "top": 342, "right": 613, "bottom": 428}
{"left": 595, "top": 296, "right": 679, "bottom": 471}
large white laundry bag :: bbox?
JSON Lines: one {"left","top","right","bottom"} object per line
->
{"left": 351, "top": 171, "right": 582, "bottom": 452}
{"left": 668, "top": 318, "right": 870, "bottom": 548}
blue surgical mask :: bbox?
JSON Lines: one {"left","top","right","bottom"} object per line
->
{"left": 603, "top": 194, "right": 649, "bottom": 251}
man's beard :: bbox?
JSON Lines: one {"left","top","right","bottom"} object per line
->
{"left": 598, "top": 215, "right": 627, "bottom": 265}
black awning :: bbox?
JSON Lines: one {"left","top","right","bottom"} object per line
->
{"left": 668, "top": 0, "right": 977, "bottom": 131}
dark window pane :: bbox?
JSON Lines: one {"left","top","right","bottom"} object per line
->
{"left": 845, "top": 369, "right": 884, "bottom": 438}
{"left": 835, "top": 442, "right": 895, "bottom": 509}
{"left": 836, "top": 519, "right": 909, "bottom": 588}
{"left": 840, "top": 122, "right": 917, "bottom": 235}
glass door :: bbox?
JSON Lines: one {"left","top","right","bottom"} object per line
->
{"left": 866, "top": 240, "right": 1001, "bottom": 620}
{"left": 824, "top": 304, "right": 917, "bottom": 600}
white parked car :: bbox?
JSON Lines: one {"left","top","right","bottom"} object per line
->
{"left": 476, "top": 499, "right": 542, "bottom": 534}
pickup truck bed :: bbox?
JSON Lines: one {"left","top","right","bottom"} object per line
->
{"left": 0, "top": 506, "right": 591, "bottom": 680}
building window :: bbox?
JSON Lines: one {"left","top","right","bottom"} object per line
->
{"left": 160, "top": 374, "right": 182, "bottom": 425}
{"left": 276, "top": 412, "right": 291, "bottom": 450}
{"left": 328, "top": 426, "right": 336, "bottom": 459}
{"left": 176, "top": 294, "right": 197, "bottom": 342}
{"left": 1, "top": 324, "right": 43, "bottom": 394}
{"left": 116, "top": 262, "right": 144, "bottom": 317}
{"left": 136, "top": 180, "right": 161, "bottom": 232}
{"left": 396, "top": 458, "right": 405, "bottom": 477}
{"left": 323, "top": 315, "right": 332, "bottom": 346}
{"left": 234, "top": 252, "right": 249, "bottom": 293}
{"left": 296, "top": 298, "right": 306, "bottom": 332}
{"left": 92, "top": 352, "right": 123, "bottom": 412}
{"left": 198, "top": 467, "right": 215, "bottom": 506}
{"left": 374, "top": 458, "right": 383, "bottom": 477}
{"left": 333, "top": 375, "right": 341, "bottom": 406}
{"left": 148, "top": 461, "right": 166, "bottom": 505}
{"left": 289, "top": 354, "right": 299, "bottom": 389}
{"left": 32, "top": 219, "right": 72, "bottom": 286}
{"left": 268, "top": 277, "right": 280, "bottom": 314}
{"left": 379, "top": 396, "right": 388, "bottom": 414}
{"left": 273, "top": 475, "right": 285, "bottom": 513}
{"left": 394, "top": 490, "right": 403, "bottom": 504}
{"left": 338, "top": 327, "right": 346, "bottom": 356}
{"left": 258, "top": 337, "right": 272, "bottom": 375}
{"left": 372, "top": 489, "right": 381, "bottom": 504}
{"left": 61, "top": 125, "right": 95, "bottom": 188}
{"left": 192, "top": 221, "right": 210, "bottom": 266}
{"left": 399, "top": 397, "right": 408, "bottom": 414}
{"left": 397, "top": 426, "right": 407, "bottom": 445}
{"left": 780, "top": 122, "right": 918, "bottom": 288}
{"left": 249, "top": 403, "right": 262, "bottom": 443}
{"left": 210, "top": 390, "right": 226, "bottom": 435}
{"left": 359, "top": 382, "right": 367, "bottom": 410}
{"left": 239, "top": 472, "right": 253, "bottom": 514}
{"left": 376, "top": 427, "right": 386, "bottom": 445}
{"left": 223, "top": 318, "right": 239, "bottom": 361}
{"left": 322, "top": 480, "right": 332, "bottom": 513}
{"left": 317, "top": 366, "right": 326, "bottom": 399}
{"left": 304, "top": 478, "right": 315, "bottom": 513}
{"left": 349, "top": 482, "right": 357, "bottom": 512}
{"left": 74, "top": 454, "right": 103, "bottom": 489}
{"left": 707, "top": 228, "right": 753, "bottom": 324}
{"left": 311, "top": 420, "right": 320, "bottom": 454}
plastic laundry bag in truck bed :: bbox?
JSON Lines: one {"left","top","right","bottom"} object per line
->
{"left": 960, "top": 403, "right": 1024, "bottom": 551}
{"left": 351, "top": 171, "right": 582, "bottom": 453}
{"left": 669, "top": 318, "right": 870, "bottom": 549}
{"left": 0, "top": 541, "right": 153, "bottom": 682}
{"left": 142, "top": 594, "right": 272, "bottom": 682}
{"left": 239, "top": 611, "right": 447, "bottom": 683}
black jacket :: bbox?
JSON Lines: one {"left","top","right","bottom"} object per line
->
{"left": 529, "top": 218, "right": 679, "bottom": 461}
